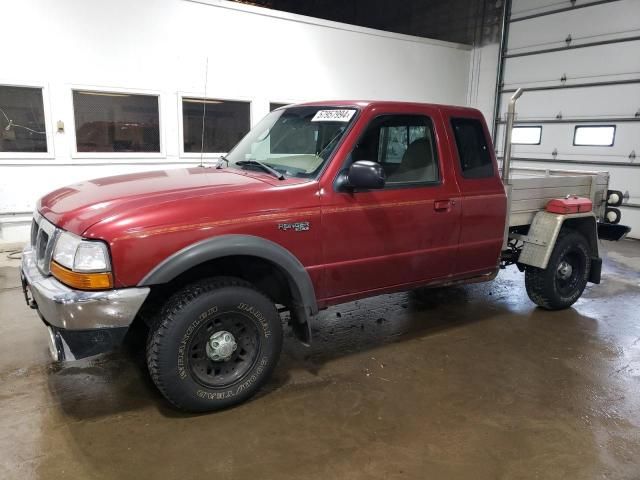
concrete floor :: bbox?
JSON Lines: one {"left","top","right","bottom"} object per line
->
{"left": 1, "top": 240, "right": 639, "bottom": 480}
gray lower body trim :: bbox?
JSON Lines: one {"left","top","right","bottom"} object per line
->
{"left": 138, "top": 234, "right": 318, "bottom": 318}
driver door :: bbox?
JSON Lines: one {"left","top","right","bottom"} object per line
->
{"left": 319, "top": 110, "right": 461, "bottom": 302}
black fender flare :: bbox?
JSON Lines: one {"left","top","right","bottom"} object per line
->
{"left": 138, "top": 235, "right": 318, "bottom": 319}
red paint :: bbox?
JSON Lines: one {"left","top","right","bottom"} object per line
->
{"left": 546, "top": 196, "right": 593, "bottom": 214}
{"left": 38, "top": 101, "right": 507, "bottom": 306}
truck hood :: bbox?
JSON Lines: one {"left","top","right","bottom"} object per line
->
{"left": 38, "top": 167, "right": 272, "bottom": 234}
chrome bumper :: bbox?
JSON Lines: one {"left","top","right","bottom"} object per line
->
{"left": 21, "top": 246, "right": 149, "bottom": 330}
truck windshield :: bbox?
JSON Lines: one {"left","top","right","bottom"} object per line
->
{"left": 225, "top": 106, "right": 358, "bottom": 178}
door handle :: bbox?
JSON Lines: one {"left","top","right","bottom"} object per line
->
{"left": 434, "top": 199, "right": 452, "bottom": 211}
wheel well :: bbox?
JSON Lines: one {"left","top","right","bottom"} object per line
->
{"left": 133, "top": 255, "right": 295, "bottom": 331}
{"left": 154, "top": 255, "right": 295, "bottom": 307}
{"left": 134, "top": 254, "right": 312, "bottom": 344}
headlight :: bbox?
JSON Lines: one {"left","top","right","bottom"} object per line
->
{"left": 51, "top": 231, "right": 113, "bottom": 290}
{"left": 52, "top": 231, "right": 82, "bottom": 269}
{"left": 73, "top": 241, "right": 111, "bottom": 272}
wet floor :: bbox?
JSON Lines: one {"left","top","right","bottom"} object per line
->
{"left": 1, "top": 240, "right": 639, "bottom": 479}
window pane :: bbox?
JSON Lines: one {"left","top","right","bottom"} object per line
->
{"left": 225, "top": 106, "right": 356, "bottom": 178}
{"left": 451, "top": 118, "right": 494, "bottom": 179}
{"left": 270, "top": 103, "right": 289, "bottom": 111}
{"left": 355, "top": 115, "right": 439, "bottom": 185}
{"left": 573, "top": 126, "right": 615, "bottom": 146}
{"left": 183, "top": 98, "right": 250, "bottom": 153}
{"left": 270, "top": 112, "right": 345, "bottom": 156}
{"left": 511, "top": 126, "right": 541, "bottom": 145}
{"left": 0, "top": 85, "right": 47, "bottom": 153}
{"left": 378, "top": 126, "right": 408, "bottom": 164}
{"left": 73, "top": 91, "right": 160, "bottom": 153}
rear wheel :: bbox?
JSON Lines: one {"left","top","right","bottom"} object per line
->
{"left": 146, "top": 277, "right": 282, "bottom": 412}
{"left": 525, "top": 230, "right": 591, "bottom": 310}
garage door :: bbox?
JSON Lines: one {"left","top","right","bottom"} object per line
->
{"left": 493, "top": 0, "right": 640, "bottom": 238}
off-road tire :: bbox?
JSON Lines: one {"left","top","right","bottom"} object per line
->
{"left": 146, "top": 277, "right": 283, "bottom": 412}
{"left": 525, "top": 230, "right": 591, "bottom": 310}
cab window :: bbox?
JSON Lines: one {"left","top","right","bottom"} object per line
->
{"left": 351, "top": 115, "right": 439, "bottom": 186}
{"left": 450, "top": 117, "right": 493, "bottom": 179}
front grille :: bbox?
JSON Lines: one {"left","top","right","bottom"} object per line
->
{"left": 31, "top": 213, "right": 58, "bottom": 275}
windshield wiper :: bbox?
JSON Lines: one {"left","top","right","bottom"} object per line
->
{"left": 216, "top": 155, "right": 229, "bottom": 169}
{"left": 236, "top": 160, "right": 285, "bottom": 180}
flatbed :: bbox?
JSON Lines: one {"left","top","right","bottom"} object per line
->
{"left": 507, "top": 167, "right": 610, "bottom": 227}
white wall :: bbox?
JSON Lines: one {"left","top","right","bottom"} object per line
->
{"left": 467, "top": 43, "right": 500, "bottom": 134}
{"left": 0, "top": 0, "right": 473, "bottom": 244}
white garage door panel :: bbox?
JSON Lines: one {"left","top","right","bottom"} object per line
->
{"left": 508, "top": 0, "right": 640, "bottom": 53}
{"left": 498, "top": 83, "right": 640, "bottom": 119}
{"left": 502, "top": 40, "right": 640, "bottom": 88}
{"left": 616, "top": 208, "right": 640, "bottom": 237}
{"left": 498, "top": 0, "right": 640, "bottom": 238}
{"left": 496, "top": 123, "right": 638, "bottom": 162}
{"left": 511, "top": 0, "right": 608, "bottom": 20}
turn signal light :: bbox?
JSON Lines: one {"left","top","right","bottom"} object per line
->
{"left": 50, "top": 261, "right": 114, "bottom": 290}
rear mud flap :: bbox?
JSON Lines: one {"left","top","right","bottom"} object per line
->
{"left": 589, "top": 257, "right": 602, "bottom": 284}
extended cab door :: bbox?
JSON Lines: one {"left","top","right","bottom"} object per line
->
{"left": 317, "top": 106, "right": 462, "bottom": 303}
{"left": 443, "top": 110, "right": 507, "bottom": 277}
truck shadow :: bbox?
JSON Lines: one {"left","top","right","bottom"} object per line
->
{"left": 37, "top": 280, "right": 613, "bottom": 480}
{"left": 44, "top": 282, "right": 503, "bottom": 420}
{"left": 276, "top": 282, "right": 515, "bottom": 379}
{"left": 44, "top": 268, "right": 539, "bottom": 419}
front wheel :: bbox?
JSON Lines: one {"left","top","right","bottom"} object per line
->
{"left": 146, "top": 277, "right": 283, "bottom": 412}
{"left": 525, "top": 230, "right": 591, "bottom": 310}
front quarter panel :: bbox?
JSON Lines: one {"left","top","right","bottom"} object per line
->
{"left": 84, "top": 181, "right": 323, "bottom": 289}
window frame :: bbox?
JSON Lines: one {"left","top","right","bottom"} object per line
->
{"left": 336, "top": 113, "right": 442, "bottom": 191}
{"left": 0, "top": 80, "right": 54, "bottom": 160}
{"left": 178, "top": 93, "right": 252, "bottom": 159}
{"left": 572, "top": 125, "right": 616, "bottom": 147}
{"left": 450, "top": 116, "right": 495, "bottom": 180}
{"left": 511, "top": 125, "right": 542, "bottom": 145}
{"left": 69, "top": 85, "right": 165, "bottom": 159}
{"left": 269, "top": 102, "right": 292, "bottom": 112}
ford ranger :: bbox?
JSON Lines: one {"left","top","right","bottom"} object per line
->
{"left": 21, "top": 96, "right": 630, "bottom": 411}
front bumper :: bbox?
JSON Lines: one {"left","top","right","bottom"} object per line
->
{"left": 21, "top": 246, "right": 150, "bottom": 360}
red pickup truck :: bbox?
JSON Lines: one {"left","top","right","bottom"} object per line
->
{"left": 21, "top": 100, "right": 629, "bottom": 411}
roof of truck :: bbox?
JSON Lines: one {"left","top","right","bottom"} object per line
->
{"left": 290, "top": 100, "right": 481, "bottom": 115}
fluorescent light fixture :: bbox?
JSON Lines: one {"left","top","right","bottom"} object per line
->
{"left": 573, "top": 125, "right": 616, "bottom": 146}
{"left": 511, "top": 126, "right": 542, "bottom": 145}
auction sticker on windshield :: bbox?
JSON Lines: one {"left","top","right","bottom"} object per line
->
{"left": 311, "top": 109, "right": 356, "bottom": 122}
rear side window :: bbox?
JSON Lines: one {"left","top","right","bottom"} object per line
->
{"left": 451, "top": 118, "right": 494, "bottom": 179}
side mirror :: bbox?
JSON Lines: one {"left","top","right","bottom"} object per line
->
{"left": 346, "top": 160, "right": 385, "bottom": 190}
